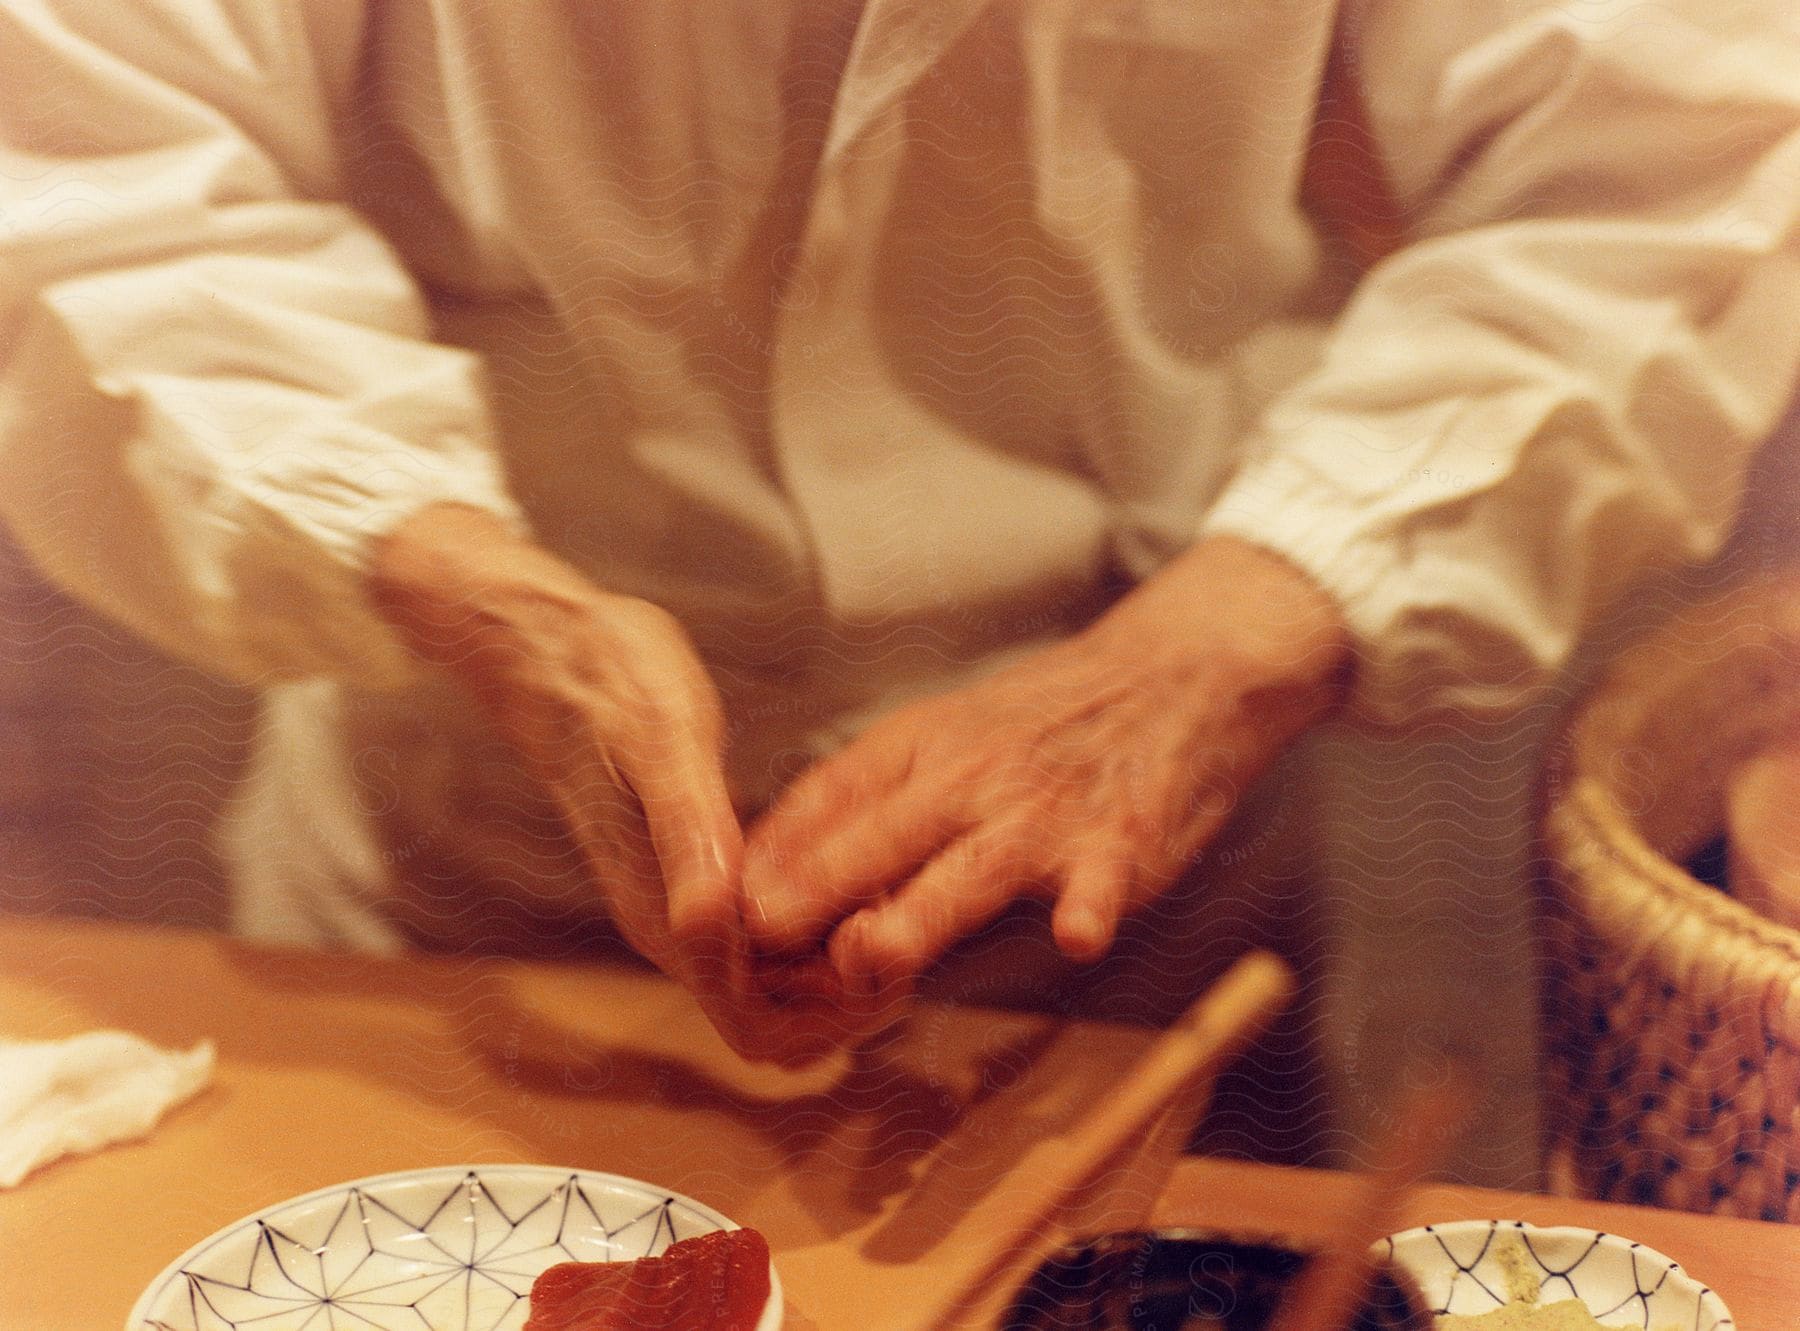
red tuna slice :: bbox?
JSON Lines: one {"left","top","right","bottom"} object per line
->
{"left": 524, "top": 1227, "right": 772, "bottom": 1330}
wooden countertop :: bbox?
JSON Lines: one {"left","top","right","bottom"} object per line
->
{"left": 1, "top": 916, "right": 1792, "bottom": 1330}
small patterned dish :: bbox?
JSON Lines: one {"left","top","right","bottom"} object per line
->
{"left": 1380, "top": 1220, "right": 1733, "bottom": 1331}
{"left": 124, "top": 1164, "right": 781, "bottom": 1331}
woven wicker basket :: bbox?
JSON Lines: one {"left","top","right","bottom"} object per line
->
{"left": 1542, "top": 572, "right": 1800, "bottom": 1219}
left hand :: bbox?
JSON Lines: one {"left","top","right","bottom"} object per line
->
{"left": 741, "top": 537, "right": 1352, "bottom": 1006}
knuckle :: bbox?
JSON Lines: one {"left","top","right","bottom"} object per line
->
{"left": 973, "top": 820, "right": 1029, "bottom": 882}
{"left": 1112, "top": 804, "right": 1155, "bottom": 855}
{"left": 933, "top": 840, "right": 975, "bottom": 883}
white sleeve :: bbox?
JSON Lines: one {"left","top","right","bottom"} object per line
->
{"left": 1201, "top": 0, "right": 1800, "bottom": 721}
{"left": 0, "top": 0, "right": 525, "bottom": 686}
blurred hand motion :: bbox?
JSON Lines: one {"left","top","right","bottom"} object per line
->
{"left": 367, "top": 503, "right": 851, "bottom": 1062}
{"left": 742, "top": 538, "right": 1350, "bottom": 1028}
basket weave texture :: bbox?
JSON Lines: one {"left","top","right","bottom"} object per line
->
{"left": 1542, "top": 573, "right": 1800, "bottom": 1219}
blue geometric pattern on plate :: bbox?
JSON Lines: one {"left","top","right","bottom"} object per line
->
{"left": 1380, "top": 1219, "right": 1734, "bottom": 1331}
{"left": 127, "top": 1164, "right": 747, "bottom": 1331}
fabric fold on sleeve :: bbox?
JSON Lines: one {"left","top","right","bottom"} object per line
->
{"left": 0, "top": 0, "right": 526, "bottom": 688}
{"left": 1203, "top": 0, "right": 1800, "bottom": 723}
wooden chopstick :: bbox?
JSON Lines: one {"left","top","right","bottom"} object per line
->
{"left": 1267, "top": 1063, "right": 1476, "bottom": 1331}
{"left": 919, "top": 949, "right": 1297, "bottom": 1329}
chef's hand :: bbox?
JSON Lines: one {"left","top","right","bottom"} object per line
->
{"left": 368, "top": 503, "right": 814, "bottom": 1059}
{"left": 741, "top": 537, "right": 1350, "bottom": 1009}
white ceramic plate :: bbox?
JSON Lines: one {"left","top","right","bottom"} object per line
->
{"left": 126, "top": 1164, "right": 782, "bottom": 1331}
{"left": 1380, "top": 1220, "right": 1733, "bottom": 1331}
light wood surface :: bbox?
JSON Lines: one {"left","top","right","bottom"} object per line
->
{"left": 0, "top": 915, "right": 1188, "bottom": 1331}
{"left": 1, "top": 917, "right": 1795, "bottom": 1331}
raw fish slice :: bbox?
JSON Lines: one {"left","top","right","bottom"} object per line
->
{"left": 523, "top": 1228, "right": 771, "bottom": 1331}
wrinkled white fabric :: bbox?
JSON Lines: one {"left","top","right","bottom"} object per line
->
{"left": 2, "top": 1, "right": 1798, "bottom": 954}
{"left": 7, "top": 0, "right": 1797, "bottom": 710}
{"left": 5, "top": 0, "right": 1795, "bottom": 1187}
{"left": 0, "top": 1032, "right": 214, "bottom": 1188}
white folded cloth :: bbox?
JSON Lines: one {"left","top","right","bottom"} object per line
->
{"left": 0, "top": 1031, "right": 214, "bottom": 1188}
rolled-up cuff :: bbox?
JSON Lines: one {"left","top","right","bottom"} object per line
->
{"left": 167, "top": 417, "right": 529, "bottom": 689}
{"left": 1200, "top": 450, "right": 1546, "bottom": 724}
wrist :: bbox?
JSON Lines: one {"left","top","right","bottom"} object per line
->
{"left": 367, "top": 502, "right": 595, "bottom": 681}
{"left": 1097, "top": 535, "right": 1353, "bottom": 713}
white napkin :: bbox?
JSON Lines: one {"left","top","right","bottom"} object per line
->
{"left": 0, "top": 1031, "right": 214, "bottom": 1187}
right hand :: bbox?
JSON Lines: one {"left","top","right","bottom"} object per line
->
{"left": 368, "top": 504, "right": 776, "bottom": 1054}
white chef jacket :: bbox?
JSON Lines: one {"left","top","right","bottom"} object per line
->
{"left": 3, "top": 0, "right": 1799, "bottom": 961}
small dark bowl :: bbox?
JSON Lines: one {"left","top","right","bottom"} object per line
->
{"left": 1000, "top": 1229, "right": 1433, "bottom": 1331}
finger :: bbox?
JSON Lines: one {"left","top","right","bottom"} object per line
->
{"left": 750, "top": 721, "right": 917, "bottom": 851}
{"left": 1052, "top": 854, "right": 1135, "bottom": 963}
{"left": 773, "top": 951, "right": 894, "bottom": 1047}
{"left": 826, "top": 821, "right": 1037, "bottom": 993}
{"left": 1164, "top": 743, "right": 1252, "bottom": 860}
{"left": 746, "top": 773, "right": 970, "bottom": 956}
{"left": 742, "top": 731, "right": 913, "bottom": 902}
{"left": 734, "top": 955, "right": 883, "bottom": 1067}
{"left": 626, "top": 715, "right": 750, "bottom": 1021}
{"left": 560, "top": 768, "right": 668, "bottom": 960}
